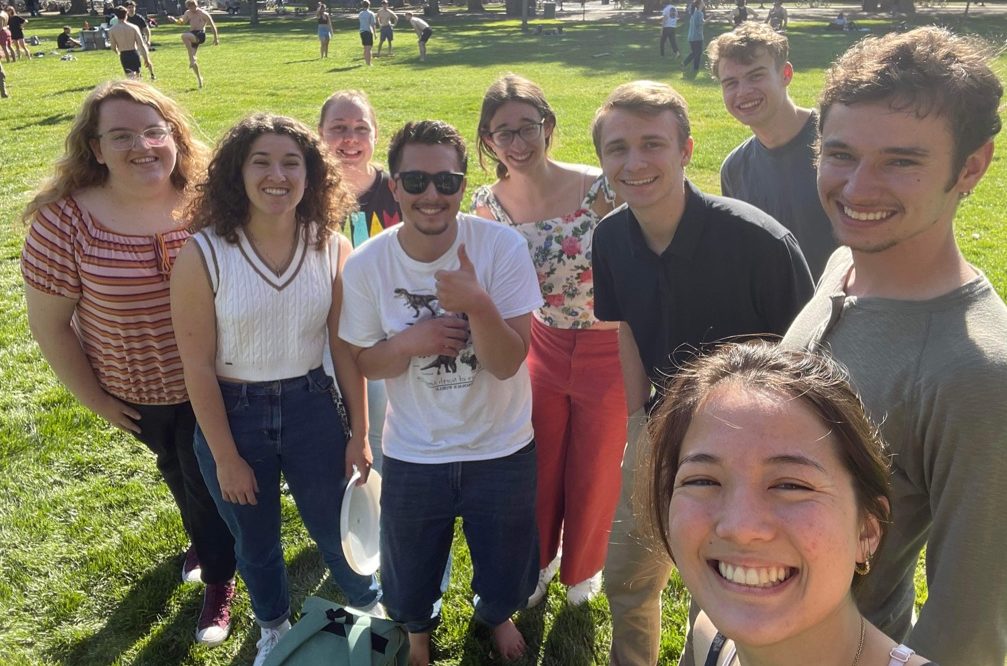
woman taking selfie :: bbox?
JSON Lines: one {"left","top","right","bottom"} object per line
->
{"left": 650, "top": 342, "right": 936, "bottom": 666}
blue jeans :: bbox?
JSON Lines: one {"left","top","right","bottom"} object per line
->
{"left": 194, "top": 367, "right": 380, "bottom": 627}
{"left": 367, "top": 380, "right": 386, "bottom": 473}
{"left": 380, "top": 442, "right": 539, "bottom": 634}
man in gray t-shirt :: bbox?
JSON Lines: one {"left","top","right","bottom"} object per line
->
{"left": 709, "top": 23, "right": 835, "bottom": 279}
{"left": 784, "top": 28, "right": 1006, "bottom": 666}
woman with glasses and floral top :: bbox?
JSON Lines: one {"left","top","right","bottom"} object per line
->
{"left": 318, "top": 89, "right": 401, "bottom": 471}
{"left": 472, "top": 74, "right": 625, "bottom": 607}
{"left": 20, "top": 80, "right": 238, "bottom": 647}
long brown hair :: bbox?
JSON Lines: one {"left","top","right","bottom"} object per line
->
{"left": 21, "top": 80, "right": 206, "bottom": 223}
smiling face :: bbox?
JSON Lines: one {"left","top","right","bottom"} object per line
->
{"left": 90, "top": 98, "right": 178, "bottom": 190}
{"left": 668, "top": 382, "right": 873, "bottom": 648}
{"left": 320, "top": 97, "right": 376, "bottom": 172}
{"left": 717, "top": 50, "right": 792, "bottom": 130}
{"left": 485, "top": 100, "right": 551, "bottom": 174}
{"left": 598, "top": 108, "right": 693, "bottom": 220}
{"left": 392, "top": 142, "right": 465, "bottom": 239}
{"left": 241, "top": 133, "right": 307, "bottom": 224}
{"left": 817, "top": 101, "right": 989, "bottom": 256}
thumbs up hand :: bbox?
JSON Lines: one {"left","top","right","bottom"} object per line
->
{"left": 434, "top": 244, "right": 491, "bottom": 315}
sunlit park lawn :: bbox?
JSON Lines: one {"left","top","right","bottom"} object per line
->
{"left": 1, "top": 2, "right": 1005, "bottom": 663}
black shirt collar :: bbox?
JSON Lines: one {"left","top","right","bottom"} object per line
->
{"left": 627, "top": 179, "right": 707, "bottom": 261}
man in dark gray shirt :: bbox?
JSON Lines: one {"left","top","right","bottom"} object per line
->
{"left": 709, "top": 23, "right": 835, "bottom": 279}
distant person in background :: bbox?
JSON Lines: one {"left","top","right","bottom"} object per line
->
{"left": 0, "top": 60, "right": 7, "bottom": 98}
{"left": 21, "top": 79, "right": 238, "bottom": 650}
{"left": 659, "top": 0, "right": 679, "bottom": 58}
{"left": 681, "top": 0, "right": 703, "bottom": 72}
{"left": 358, "top": 0, "right": 376, "bottom": 65}
{"left": 732, "top": 0, "right": 749, "bottom": 26}
{"left": 109, "top": 5, "right": 155, "bottom": 79}
{"left": 318, "top": 88, "right": 402, "bottom": 472}
{"left": 375, "top": 0, "right": 396, "bottom": 56}
{"left": 57, "top": 26, "right": 82, "bottom": 49}
{"left": 167, "top": 0, "right": 219, "bottom": 89}
{"left": 316, "top": 1, "right": 332, "bottom": 58}
{"left": 827, "top": 11, "right": 854, "bottom": 31}
{"left": 0, "top": 7, "right": 14, "bottom": 64}
{"left": 767, "top": 0, "right": 787, "bottom": 30}
{"left": 125, "top": 1, "right": 153, "bottom": 50}
{"left": 402, "top": 12, "right": 431, "bottom": 61}
{"left": 6, "top": 6, "right": 30, "bottom": 60}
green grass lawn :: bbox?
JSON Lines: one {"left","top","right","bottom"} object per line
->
{"left": 1, "top": 5, "right": 1004, "bottom": 664}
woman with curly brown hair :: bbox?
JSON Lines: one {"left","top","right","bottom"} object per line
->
{"left": 20, "top": 80, "right": 238, "bottom": 647}
{"left": 170, "top": 113, "right": 380, "bottom": 666}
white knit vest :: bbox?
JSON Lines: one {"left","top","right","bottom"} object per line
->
{"left": 191, "top": 227, "right": 339, "bottom": 382}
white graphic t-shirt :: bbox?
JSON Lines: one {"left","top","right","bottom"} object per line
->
{"left": 339, "top": 214, "right": 543, "bottom": 464}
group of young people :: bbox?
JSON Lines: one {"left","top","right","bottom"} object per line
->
{"left": 19, "top": 20, "right": 1006, "bottom": 666}
{"left": 356, "top": 0, "right": 432, "bottom": 64}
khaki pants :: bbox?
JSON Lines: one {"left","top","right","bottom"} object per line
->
{"left": 604, "top": 408, "right": 674, "bottom": 666}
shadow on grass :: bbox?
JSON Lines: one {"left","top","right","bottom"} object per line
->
{"left": 53, "top": 555, "right": 183, "bottom": 665}
{"left": 52, "top": 85, "right": 97, "bottom": 95}
{"left": 221, "top": 543, "right": 344, "bottom": 665}
{"left": 13, "top": 113, "right": 76, "bottom": 131}
{"left": 541, "top": 602, "right": 597, "bottom": 666}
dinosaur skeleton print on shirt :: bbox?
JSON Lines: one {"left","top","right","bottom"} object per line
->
{"left": 394, "top": 287, "right": 480, "bottom": 390}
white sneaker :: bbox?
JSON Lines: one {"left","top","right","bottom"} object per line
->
{"left": 566, "top": 571, "right": 603, "bottom": 606}
{"left": 252, "top": 620, "right": 291, "bottom": 666}
{"left": 526, "top": 555, "right": 562, "bottom": 608}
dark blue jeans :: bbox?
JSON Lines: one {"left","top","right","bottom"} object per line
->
{"left": 194, "top": 367, "right": 380, "bottom": 627}
{"left": 683, "top": 38, "right": 703, "bottom": 70}
{"left": 380, "top": 442, "right": 539, "bottom": 634}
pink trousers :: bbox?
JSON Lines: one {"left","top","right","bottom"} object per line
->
{"left": 527, "top": 318, "right": 627, "bottom": 585}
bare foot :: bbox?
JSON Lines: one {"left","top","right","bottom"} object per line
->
{"left": 491, "top": 619, "right": 527, "bottom": 662}
{"left": 407, "top": 631, "right": 431, "bottom": 666}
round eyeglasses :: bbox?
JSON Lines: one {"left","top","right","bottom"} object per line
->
{"left": 97, "top": 126, "right": 174, "bottom": 151}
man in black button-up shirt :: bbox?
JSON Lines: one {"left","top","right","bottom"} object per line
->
{"left": 590, "top": 80, "right": 813, "bottom": 666}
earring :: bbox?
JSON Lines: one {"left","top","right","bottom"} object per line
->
{"left": 960, "top": 190, "right": 973, "bottom": 200}
{"left": 855, "top": 541, "right": 872, "bottom": 576}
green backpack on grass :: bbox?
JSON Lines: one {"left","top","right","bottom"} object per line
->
{"left": 263, "top": 596, "right": 409, "bottom": 666}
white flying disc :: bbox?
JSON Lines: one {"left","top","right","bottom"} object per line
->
{"left": 340, "top": 467, "right": 382, "bottom": 576}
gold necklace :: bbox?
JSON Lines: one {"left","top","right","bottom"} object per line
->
{"left": 731, "top": 615, "right": 867, "bottom": 666}
{"left": 851, "top": 615, "right": 866, "bottom": 666}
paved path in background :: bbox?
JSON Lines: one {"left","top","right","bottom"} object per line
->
{"left": 551, "top": 0, "right": 1003, "bottom": 24}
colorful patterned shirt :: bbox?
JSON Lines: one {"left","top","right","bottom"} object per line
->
{"left": 471, "top": 176, "right": 613, "bottom": 329}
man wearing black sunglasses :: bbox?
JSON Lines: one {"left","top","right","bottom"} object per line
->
{"left": 339, "top": 120, "right": 543, "bottom": 666}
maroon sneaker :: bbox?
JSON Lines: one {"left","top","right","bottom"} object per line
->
{"left": 195, "top": 579, "right": 235, "bottom": 646}
{"left": 182, "top": 545, "right": 202, "bottom": 584}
